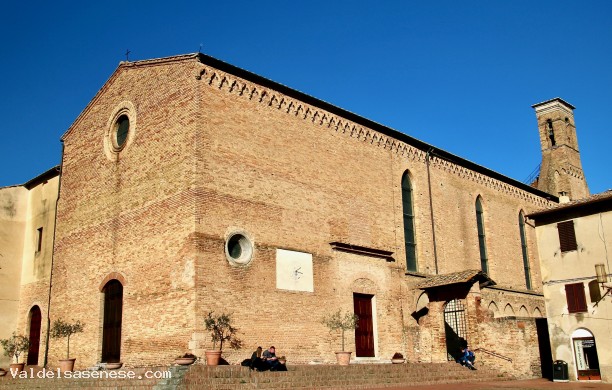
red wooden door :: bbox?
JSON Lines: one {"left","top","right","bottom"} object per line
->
{"left": 27, "top": 306, "right": 41, "bottom": 365}
{"left": 353, "top": 293, "right": 375, "bottom": 357}
{"left": 102, "top": 280, "right": 123, "bottom": 363}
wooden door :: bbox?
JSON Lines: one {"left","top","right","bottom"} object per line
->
{"left": 102, "top": 280, "right": 123, "bottom": 363}
{"left": 27, "top": 306, "right": 41, "bottom": 365}
{"left": 353, "top": 293, "right": 375, "bottom": 357}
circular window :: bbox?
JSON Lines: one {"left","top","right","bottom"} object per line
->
{"left": 105, "top": 101, "right": 136, "bottom": 161}
{"left": 114, "top": 115, "right": 130, "bottom": 149}
{"left": 225, "top": 232, "right": 253, "bottom": 265}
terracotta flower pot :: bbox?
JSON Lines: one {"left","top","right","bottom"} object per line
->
{"left": 175, "top": 357, "right": 196, "bottom": 366}
{"left": 391, "top": 358, "right": 405, "bottom": 364}
{"left": 335, "top": 351, "right": 352, "bottom": 365}
{"left": 59, "top": 358, "right": 76, "bottom": 372}
{"left": 205, "top": 350, "right": 222, "bottom": 366}
{"left": 105, "top": 362, "right": 123, "bottom": 370}
{"left": 9, "top": 363, "right": 24, "bottom": 374}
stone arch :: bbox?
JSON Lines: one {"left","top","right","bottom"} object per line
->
{"left": 519, "top": 305, "right": 529, "bottom": 317}
{"left": 412, "top": 291, "right": 430, "bottom": 325}
{"left": 533, "top": 307, "right": 543, "bottom": 318}
{"left": 504, "top": 303, "right": 515, "bottom": 317}
{"left": 488, "top": 301, "right": 499, "bottom": 318}
{"left": 415, "top": 291, "right": 429, "bottom": 312}
{"left": 99, "top": 272, "right": 127, "bottom": 292}
{"left": 351, "top": 277, "right": 377, "bottom": 295}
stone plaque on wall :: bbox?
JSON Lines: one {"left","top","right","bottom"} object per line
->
{"left": 276, "top": 249, "right": 314, "bottom": 292}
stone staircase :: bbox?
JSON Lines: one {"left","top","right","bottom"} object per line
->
{"left": 0, "top": 362, "right": 511, "bottom": 389}
{"left": 182, "top": 363, "right": 509, "bottom": 389}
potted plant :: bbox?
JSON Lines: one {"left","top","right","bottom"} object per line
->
{"left": 391, "top": 352, "right": 405, "bottom": 364}
{"left": 203, "top": 311, "right": 242, "bottom": 366}
{"left": 50, "top": 319, "right": 84, "bottom": 372}
{"left": 321, "top": 310, "right": 358, "bottom": 365}
{"left": 0, "top": 333, "right": 30, "bottom": 373}
{"left": 175, "top": 352, "right": 197, "bottom": 366}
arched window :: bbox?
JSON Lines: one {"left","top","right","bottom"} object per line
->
{"left": 401, "top": 171, "right": 417, "bottom": 272}
{"left": 547, "top": 120, "right": 556, "bottom": 146}
{"left": 519, "top": 211, "right": 532, "bottom": 289}
{"left": 475, "top": 197, "right": 488, "bottom": 274}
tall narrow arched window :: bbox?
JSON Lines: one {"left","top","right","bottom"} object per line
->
{"left": 402, "top": 171, "right": 417, "bottom": 272}
{"left": 547, "top": 120, "right": 556, "bottom": 146}
{"left": 519, "top": 211, "right": 532, "bottom": 289}
{"left": 475, "top": 197, "right": 488, "bottom": 274}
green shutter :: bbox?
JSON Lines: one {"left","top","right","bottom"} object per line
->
{"left": 402, "top": 172, "right": 417, "bottom": 272}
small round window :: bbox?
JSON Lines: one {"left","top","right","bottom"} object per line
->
{"left": 114, "top": 115, "right": 130, "bottom": 149}
{"left": 225, "top": 232, "right": 253, "bottom": 265}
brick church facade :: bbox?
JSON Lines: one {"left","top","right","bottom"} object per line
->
{"left": 2, "top": 53, "right": 590, "bottom": 377}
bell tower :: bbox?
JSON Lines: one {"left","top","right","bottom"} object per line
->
{"left": 532, "top": 98, "right": 589, "bottom": 200}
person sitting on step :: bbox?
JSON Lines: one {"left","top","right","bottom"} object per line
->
{"left": 459, "top": 346, "right": 476, "bottom": 370}
{"left": 263, "top": 346, "right": 281, "bottom": 371}
{"left": 249, "top": 346, "right": 266, "bottom": 371}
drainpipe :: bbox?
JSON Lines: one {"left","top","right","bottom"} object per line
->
{"left": 426, "top": 148, "right": 439, "bottom": 275}
{"left": 43, "top": 141, "right": 64, "bottom": 368}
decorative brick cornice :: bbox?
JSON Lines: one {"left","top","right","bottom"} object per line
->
{"left": 195, "top": 63, "right": 552, "bottom": 208}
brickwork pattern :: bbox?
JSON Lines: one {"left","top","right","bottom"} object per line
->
{"left": 23, "top": 54, "right": 550, "bottom": 378}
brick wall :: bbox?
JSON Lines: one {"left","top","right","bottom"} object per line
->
{"left": 37, "top": 54, "right": 549, "bottom": 376}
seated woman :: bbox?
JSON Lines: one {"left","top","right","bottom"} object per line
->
{"left": 249, "top": 346, "right": 265, "bottom": 371}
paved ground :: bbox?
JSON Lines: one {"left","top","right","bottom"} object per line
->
{"left": 367, "top": 378, "right": 612, "bottom": 390}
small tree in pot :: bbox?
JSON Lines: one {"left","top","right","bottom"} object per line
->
{"left": 203, "top": 311, "right": 242, "bottom": 365}
{"left": 321, "top": 310, "right": 358, "bottom": 365}
{"left": 50, "top": 319, "right": 84, "bottom": 372}
{"left": 0, "top": 333, "right": 30, "bottom": 373}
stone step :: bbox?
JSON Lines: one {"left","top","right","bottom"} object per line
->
{"left": 0, "top": 362, "right": 511, "bottom": 389}
{"left": 182, "top": 363, "right": 509, "bottom": 389}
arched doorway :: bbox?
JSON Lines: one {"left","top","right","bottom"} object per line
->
{"left": 102, "top": 279, "right": 123, "bottom": 363}
{"left": 27, "top": 306, "right": 42, "bottom": 365}
{"left": 572, "top": 328, "right": 600, "bottom": 380}
{"left": 444, "top": 299, "right": 467, "bottom": 361}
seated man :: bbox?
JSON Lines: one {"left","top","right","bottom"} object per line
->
{"left": 262, "top": 346, "right": 280, "bottom": 371}
{"left": 467, "top": 347, "right": 476, "bottom": 365}
{"left": 459, "top": 347, "right": 476, "bottom": 370}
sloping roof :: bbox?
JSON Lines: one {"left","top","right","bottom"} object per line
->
{"left": 415, "top": 269, "right": 495, "bottom": 289}
{"left": 528, "top": 190, "right": 612, "bottom": 219}
{"left": 23, "top": 166, "right": 60, "bottom": 190}
{"left": 531, "top": 97, "right": 575, "bottom": 110}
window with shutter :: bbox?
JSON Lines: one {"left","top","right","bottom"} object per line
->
{"left": 558, "top": 220, "right": 577, "bottom": 252}
{"left": 475, "top": 197, "right": 488, "bottom": 274}
{"left": 518, "top": 212, "right": 531, "bottom": 289}
{"left": 565, "top": 283, "right": 588, "bottom": 313}
{"left": 401, "top": 171, "right": 417, "bottom": 272}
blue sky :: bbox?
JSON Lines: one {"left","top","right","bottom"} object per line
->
{"left": 1, "top": 1, "right": 611, "bottom": 193}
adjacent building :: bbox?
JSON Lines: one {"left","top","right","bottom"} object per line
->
{"left": 529, "top": 191, "right": 612, "bottom": 382}
{"left": 0, "top": 167, "right": 59, "bottom": 368}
